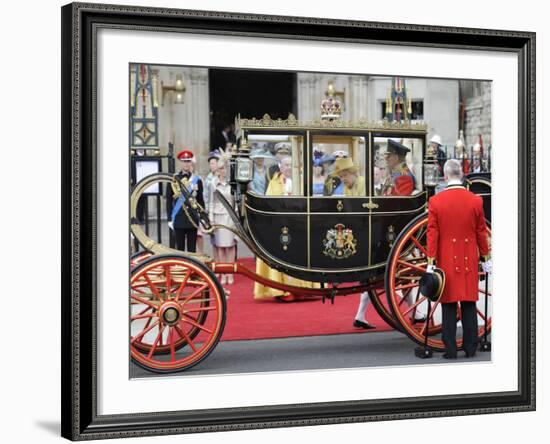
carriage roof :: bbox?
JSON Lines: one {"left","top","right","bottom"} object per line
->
{"left": 236, "top": 113, "right": 428, "bottom": 133}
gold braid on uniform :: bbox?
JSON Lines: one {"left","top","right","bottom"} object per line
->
{"left": 173, "top": 176, "right": 245, "bottom": 238}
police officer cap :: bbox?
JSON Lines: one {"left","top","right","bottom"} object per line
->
{"left": 386, "top": 139, "right": 410, "bottom": 157}
{"left": 274, "top": 142, "right": 291, "bottom": 155}
{"left": 177, "top": 149, "right": 194, "bottom": 161}
{"left": 419, "top": 267, "right": 446, "bottom": 302}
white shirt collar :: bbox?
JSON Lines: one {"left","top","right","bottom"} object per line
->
{"left": 447, "top": 179, "right": 463, "bottom": 186}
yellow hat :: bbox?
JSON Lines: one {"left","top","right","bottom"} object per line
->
{"left": 331, "top": 157, "right": 359, "bottom": 177}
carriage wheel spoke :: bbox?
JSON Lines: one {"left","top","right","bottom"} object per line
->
{"left": 175, "top": 270, "right": 192, "bottom": 300}
{"left": 131, "top": 313, "right": 156, "bottom": 321}
{"left": 131, "top": 295, "right": 159, "bottom": 310}
{"left": 395, "top": 282, "right": 420, "bottom": 291}
{"left": 179, "top": 284, "right": 209, "bottom": 306}
{"left": 131, "top": 286, "right": 148, "bottom": 294}
{"left": 402, "top": 295, "right": 427, "bottom": 317}
{"left": 410, "top": 236, "right": 428, "bottom": 256}
{"left": 147, "top": 325, "right": 166, "bottom": 358}
{"left": 181, "top": 313, "right": 213, "bottom": 334}
{"left": 143, "top": 272, "right": 164, "bottom": 301}
{"left": 164, "top": 265, "right": 173, "bottom": 299}
{"left": 479, "top": 288, "right": 492, "bottom": 297}
{"left": 131, "top": 320, "right": 160, "bottom": 344}
{"left": 143, "top": 314, "right": 154, "bottom": 332}
{"left": 397, "top": 260, "right": 426, "bottom": 274}
{"left": 396, "top": 286, "right": 414, "bottom": 308}
{"left": 133, "top": 305, "right": 153, "bottom": 316}
{"left": 477, "top": 308, "right": 488, "bottom": 322}
{"left": 420, "top": 301, "right": 440, "bottom": 335}
{"left": 183, "top": 306, "right": 217, "bottom": 314}
{"left": 175, "top": 324, "right": 198, "bottom": 353}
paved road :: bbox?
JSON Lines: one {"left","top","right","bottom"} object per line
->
{"left": 130, "top": 329, "right": 491, "bottom": 378}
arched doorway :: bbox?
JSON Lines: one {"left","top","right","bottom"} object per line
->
{"left": 209, "top": 68, "right": 296, "bottom": 150}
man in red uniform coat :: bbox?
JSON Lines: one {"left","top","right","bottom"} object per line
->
{"left": 426, "top": 159, "right": 491, "bottom": 358}
{"left": 381, "top": 139, "right": 416, "bottom": 196}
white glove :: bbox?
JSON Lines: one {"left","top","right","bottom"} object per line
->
{"left": 426, "top": 264, "right": 435, "bottom": 273}
{"left": 481, "top": 260, "right": 492, "bottom": 274}
{"left": 168, "top": 221, "right": 174, "bottom": 231}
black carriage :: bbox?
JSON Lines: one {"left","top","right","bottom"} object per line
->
{"left": 129, "top": 114, "right": 492, "bottom": 373}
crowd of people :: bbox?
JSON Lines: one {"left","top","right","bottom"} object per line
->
{"left": 168, "top": 142, "right": 239, "bottom": 285}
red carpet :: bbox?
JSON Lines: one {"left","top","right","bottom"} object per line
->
{"left": 219, "top": 257, "right": 394, "bottom": 342}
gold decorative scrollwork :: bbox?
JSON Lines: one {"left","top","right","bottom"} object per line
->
{"left": 237, "top": 113, "right": 427, "bottom": 132}
{"left": 362, "top": 201, "right": 379, "bottom": 210}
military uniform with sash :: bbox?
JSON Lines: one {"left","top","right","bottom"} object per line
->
{"left": 169, "top": 150, "right": 204, "bottom": 252}
{"left": 381, "top": 140, "right": 416, "bottom": 196}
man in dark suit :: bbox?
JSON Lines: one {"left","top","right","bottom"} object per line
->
{"left": 213, "top": 123, "right": 236, "bottom": 151}
{"left": 426, "top": 159, "right": 491, "bottom": 358}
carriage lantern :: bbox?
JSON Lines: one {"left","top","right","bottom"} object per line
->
{"left": 235, "top": 138, "right": 253, "bottom": 183}
{"left": 423, "top": 142, "right": 440, "bottom": 186}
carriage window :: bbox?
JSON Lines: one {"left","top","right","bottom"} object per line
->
{"left": 312, "top": 135, "right": 366, "bottom": 197}
{"left": 373, "top": 137, "right": 423, "bottom": 196}
{"left": 247, "top": 134, "right": 304, "bottom": 196}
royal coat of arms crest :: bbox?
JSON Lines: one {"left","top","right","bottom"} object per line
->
{"left": 323, "top": 223, "right": 357, "bottom": 259}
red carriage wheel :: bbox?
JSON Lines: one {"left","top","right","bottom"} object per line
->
{"left": 385, "top": 213, "right": 492, "bottom": 352}
{"left": 131, "top": 254, "right": 210, "bottom": 355}
{"left": 130, "top": 254, "right": 226, "bottom": 373}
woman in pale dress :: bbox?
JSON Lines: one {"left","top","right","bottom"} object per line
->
{"left": 208, "top": 157, "right": 237, "bottom": 285}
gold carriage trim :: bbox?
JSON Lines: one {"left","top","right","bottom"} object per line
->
{"left": 236, "top": 113, "right": 428, "bottom": 132}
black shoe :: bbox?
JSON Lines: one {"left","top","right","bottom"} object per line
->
{"left": 353, "top": 319, "right": 375, "bottom": 329}
{"left": 412, "top": 316, "right": 427, "bottom": 324}
{"left": 464, "top": 351, "right": 477, "bottom": 358}
{"left": 442, "top": 352, "right": 457, "bottom": 359}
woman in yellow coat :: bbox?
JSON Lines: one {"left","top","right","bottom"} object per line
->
{"left": 254, "top": 156, "right": 319, "bottom": 301}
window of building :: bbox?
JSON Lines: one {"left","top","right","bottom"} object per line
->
{"left": 380, "top": 100, "right": 424, "bottom": 121}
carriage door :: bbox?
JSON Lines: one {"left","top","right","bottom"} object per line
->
{"left": 308, "top": 133, "right": 370, "bottom": 271}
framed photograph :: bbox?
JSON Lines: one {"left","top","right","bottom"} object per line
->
{"left": 61, "top": 2, "right": 535, "bottom": 440}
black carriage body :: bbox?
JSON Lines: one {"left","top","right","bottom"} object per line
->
{"left": 238, "top": 117, "right": 429, "bottom": 283}
{"left": 465, "top": 172, "right": 492, "bottom": 222}
{"left": 245, "top": 193, "right": 427, "bottom": 283}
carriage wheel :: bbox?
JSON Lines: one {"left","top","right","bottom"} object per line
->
{"left": 131, "top": 253, "right": 210, "bottom": 356}
{"left": 130, "top": 254, "right": 226, "bottom": 373}
{"left": 385, "top": 213, "right": 492, "bottom": 352}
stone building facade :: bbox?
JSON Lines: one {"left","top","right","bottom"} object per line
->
{"left": 460, "top": 80, "right": 492, "bottom": 149}
{"left": 139, "top": 66, "right": 490, "bottom": 170}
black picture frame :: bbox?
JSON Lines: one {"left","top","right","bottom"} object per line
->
{"left": 61, "top": 2, "right": 536, "bottom": 440}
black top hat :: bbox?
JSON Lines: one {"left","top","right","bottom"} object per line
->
{"left": 419, "top": 267, "right": 446, "bottom": 302}
{"left": 386, "top": 139, "right": 411, "bottom": 157}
